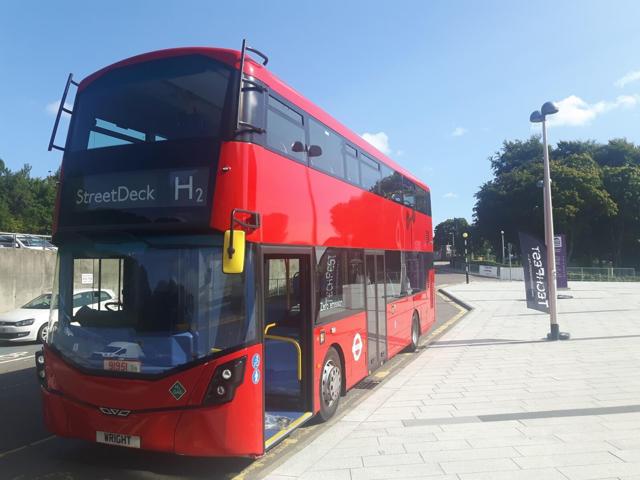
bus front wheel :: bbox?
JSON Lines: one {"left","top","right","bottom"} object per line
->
{"left": 319, "top": 347, "right": 342, "bottom": 421}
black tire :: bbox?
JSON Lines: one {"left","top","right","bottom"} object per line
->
{"left": 408, "top": 314, "right": 420, "bottom": 352}
{"left": 37, "top": 323, "right": 49, "bottom": 344}
{"left": 318, "top": 347, "right": 342, "bottom": 422}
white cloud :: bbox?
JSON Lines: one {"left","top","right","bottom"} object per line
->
{"left": 361, "top": 131, "right": 391, "bottom": 155}
{"left": 45, "top": 100, "right": 72, "bottom": 116}
{"left": 615, "top": 70, "right": 640, "bottom": 88}
{"left": 451, "top": 127, "right": 467, "bottom": 137}
{"left": 547, "top": 94, "right": 640, "bottom": 127}
{"left": 443, "top": 192, "right": 458, "bottom": 199}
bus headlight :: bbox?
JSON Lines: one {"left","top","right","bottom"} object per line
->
{"left": 203, "top": 356, "right": 246, "bottom": 406}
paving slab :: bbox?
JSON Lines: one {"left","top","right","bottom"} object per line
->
{"left": 264, "top": 281, "right": 640, "bottom": 479}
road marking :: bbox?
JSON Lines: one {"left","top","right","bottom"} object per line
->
{"left": 0, "top": 352, "right": 33, "bottom": 365}
{"left": 0, "top": 436, "right": 55, "bottom": 459}
{"left": 0, "top": 351, "right": 29, "bottom": 360}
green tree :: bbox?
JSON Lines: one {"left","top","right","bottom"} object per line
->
{"left": 0, "top": 159, "right": 58, "bottom": 234}
{"left": 602, "top": 165, "right": 640, "bottom": 266}
{"left": 474, "top": 137, "right": 619, "bottom": 265}
{"left": 434, "top": 217, "right": 470, "bottom": 256}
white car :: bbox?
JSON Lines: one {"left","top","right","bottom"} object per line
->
{"left": 0, "top": 234, "right": 57, "bottom": 251}
{"left": 0, "top": 289, "right": 115, "bottom": 343}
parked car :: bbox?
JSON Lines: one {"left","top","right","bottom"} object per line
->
{"left": 16, "top": 235, "right": 57, "bottom": 251}
{"left": 0, "top": 289, "right": 115, "bottom": 343}
{"left": 0, "top": 234, "right": 56, "bottom": 250}
{"left": 0, "top": 234, "right": 19, "bottom": 248}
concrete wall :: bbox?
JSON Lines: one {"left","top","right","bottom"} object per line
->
{"left": 0, "top": 249, "right": 57, "bottom": 313}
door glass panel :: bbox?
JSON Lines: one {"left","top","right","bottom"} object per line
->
{"left": 265, "top": 258, "right": 301, "bottom": 330}
{"left": 376, "top": 255, "right": 386, "bottom": 361}
{"left": 264, "top": 255, "right": 307, "bottom": 414}
{"left": 365, "top": 255, "right": 378, "bottom": 369}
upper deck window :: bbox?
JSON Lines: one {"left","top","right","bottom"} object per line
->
{"left": 68, "top": 55, "right": 233, "bottom": 151}
{"left": 344, "top": 145, "right": 359, "bottom": 185}
{"left": 266, "top": 96, "right": 306, "bottom": 163}
{"left": 359, "top": 154, "right": 380, "bottom": 193}
{"left": 309, "top": 119, "right": 344, "bottom": 178}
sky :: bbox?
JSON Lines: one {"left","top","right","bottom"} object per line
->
{"left": 2, "top": 1, "right": 640, "bottom": 226}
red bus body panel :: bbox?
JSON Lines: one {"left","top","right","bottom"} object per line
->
{"left": 42, "top": 344, "right": 264, "bottom": 457}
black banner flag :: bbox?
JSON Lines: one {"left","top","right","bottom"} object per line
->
{"left": 518, "top": 232, "right": 550, "bottom": 313}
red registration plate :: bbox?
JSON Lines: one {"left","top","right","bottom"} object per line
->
{"left": 103, "top": 359, "right": 141, "bottom": 373}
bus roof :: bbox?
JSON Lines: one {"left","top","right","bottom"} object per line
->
{"left": 78, "top": 47, "right": 430, "bottom": 192}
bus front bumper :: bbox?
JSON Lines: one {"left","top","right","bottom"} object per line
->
{"left": 42, "top": 387, "right": 264, "bottom": 457}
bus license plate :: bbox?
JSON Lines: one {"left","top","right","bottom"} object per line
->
{"left": 96, "top": 431, "right": 140, "bottom": 448}
{"left": 103, "top": 359, "right": 141, "bottom": 373}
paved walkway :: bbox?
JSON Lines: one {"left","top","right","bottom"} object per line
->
{"left": 265, "top": 281, "right": 640, "bottom": 480}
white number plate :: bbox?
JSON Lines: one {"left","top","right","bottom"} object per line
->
{"left": 96, "top": 431, "right": 140, "bottom": 448}
{"left": 103, "top": 359, "right": 141, "bottom": 373}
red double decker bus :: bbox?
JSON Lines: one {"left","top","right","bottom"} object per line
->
{"left": 38, "top": 41, "right": 434, "bottom": 457}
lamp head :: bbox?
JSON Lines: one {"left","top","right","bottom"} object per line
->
{"left": 529, "top": 110, "right": 543, "bottom": 123}
{"left": 500, "top": 230, "right": 504, "bottom": 234}
{"left": 462, "top": 232, "right": 469, "bottom": 239}
{"left": 541, "top": 101, "right": 559, "bottom": 116}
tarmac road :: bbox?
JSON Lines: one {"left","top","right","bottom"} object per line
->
{"left": 0, "top": 265, "right": 470, "bottom": 480}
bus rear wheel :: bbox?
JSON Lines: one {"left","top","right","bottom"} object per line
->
{"left": 319, "top": 347, "right": 342, "bottom": 421}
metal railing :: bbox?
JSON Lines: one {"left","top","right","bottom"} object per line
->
{"left": 567, "top": 267, "right": 637, "bottom": 282}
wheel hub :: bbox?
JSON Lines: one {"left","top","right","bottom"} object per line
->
{"left": 321, "top": 360, "right": 341, "bottom": 407}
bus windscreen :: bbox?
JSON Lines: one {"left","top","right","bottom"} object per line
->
{"left": 68, "top": 55, "right": 233, "bottom": 151}
{"left": 48, "top": 234, "right": 257, "bottom": 376}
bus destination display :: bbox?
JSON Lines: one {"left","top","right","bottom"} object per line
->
{"left": 68, "top": 168, "right": 209, "bottom": 211}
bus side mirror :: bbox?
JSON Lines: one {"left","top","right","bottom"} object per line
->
{"left": 223, "top": 230, "right": 246, "bottom": 274}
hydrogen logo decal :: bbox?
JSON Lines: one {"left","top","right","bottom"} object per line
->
{"left": 352, "top": 333, "right": 363, "bottom": 361}
{"left": 252, "top": 368, "right": 261, "bottom": 384}
{"left": 169, "top": 381, "right": 187, "bottom": 401}
{"left": 252, "top": 353, "right": 261, "bottom": 369}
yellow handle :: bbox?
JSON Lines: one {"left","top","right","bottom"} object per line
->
{"left": 264, "top": 322, "right": 276, "bottom": 335}
{"left": 265, "top": 334, "right": 302, "bottom": 381}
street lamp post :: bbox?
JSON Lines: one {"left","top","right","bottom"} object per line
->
{"left": 451, "top": 232, "right": 456, "bottom": 256}
{"left": 530, "top": 102, "right": 570, "bottom": 341}
{"left": 463, "top": 232, "right": 469, "bottom": 284}
{"left": 500, "top": 230, "right": 505, "bottom": 265}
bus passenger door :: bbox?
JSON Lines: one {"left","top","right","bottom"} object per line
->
{"left": 262, "top": 251, "right": 313, "bottom": 449}
{"left": 365, "top": 252, "right": 387, "bottom": 372}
